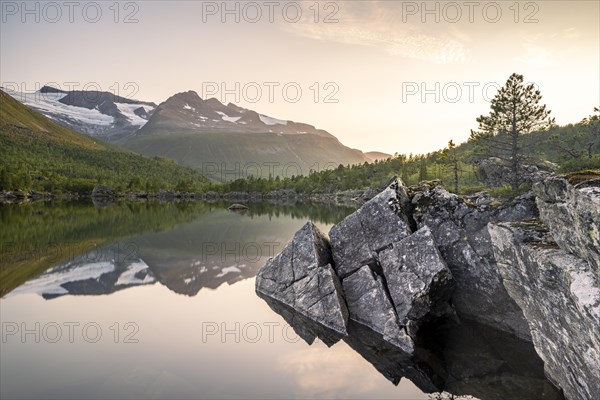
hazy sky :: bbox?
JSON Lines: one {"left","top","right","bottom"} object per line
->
{"left": 1, "top": 0, "right": 599, "bottom": 154}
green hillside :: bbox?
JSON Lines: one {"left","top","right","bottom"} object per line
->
{"left": 0, "top": 90, "right": 210, "bottom": 194}
{"left": 121, "top": 131, "right": 366, "bottom": 181}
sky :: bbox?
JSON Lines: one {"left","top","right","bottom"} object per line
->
{"left": 1, "top": 0, "right": 599, "bottom": 155}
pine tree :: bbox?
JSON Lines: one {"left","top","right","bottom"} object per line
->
{"left": 470, "top": 73, "right": 552, "bottom": 189}
{"left": 441, "top": 140, "right": 460, "bottom": 193}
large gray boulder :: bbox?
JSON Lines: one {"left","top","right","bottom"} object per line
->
{"left": 534, "top": 174, "right": 600, "bottom": 275}
{"left": 256, "top": 178, "right": 456, "bottom": 354}
{"left": 489, "top": 220, "right": 600, "bottom": 400}
{"left": 411, "top": 183, "right": 535, "bottom": 340}
{"left": 255, "top": 221, "right": 348, "bottom": 335}
{"left": 331, "top": 180, "right": 454, "bottom": 354}
{"left": 329, "top": 179, "right": 413, "bottom": 278}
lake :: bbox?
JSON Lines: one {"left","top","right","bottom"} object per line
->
{"left": 0, "top": 201, "right": 562, "bottom": 399}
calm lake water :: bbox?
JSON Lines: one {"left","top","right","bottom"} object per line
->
{"left": 0, "top": 201, "right": 562, "bottom": 400}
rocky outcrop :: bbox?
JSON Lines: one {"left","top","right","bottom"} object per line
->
{"left": 257, "top": 179, "right": 455, "bottom": 355}
{"left": 489, "top": 221, "right": 600, "bottom": 400}
{"left": 411, "top": 182, "right": 536, "bottom": 340}
{"left": 476, "top": 157, "right": 557, "bottom": 188}
{"left": 489, "top": 174, "right": 600, "bottom": 400}
{"left": 534, "top": 174, "right": 600, "bottom": 275}
{"left": 256, "top": 173, "right": 599, "bottom": 400}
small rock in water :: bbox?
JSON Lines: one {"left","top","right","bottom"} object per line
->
{"left": 228, "top": 203, "right": 249, "bottom": 211}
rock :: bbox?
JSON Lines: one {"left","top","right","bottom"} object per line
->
{"left": 342, "top": 265, "right": 413, "bottom": 353}
{"left": 489, "top": 220, "right": 600, "bottom": 400}
{"left": 534, "top": 174, "right": 600, "bottom": 275}
{"left": 329, "top": 178, "right": 413, "bottom": 279}
{"left": 476, "top": 157, "right": 557, "bottom": 188}
{"left": 91, "top": 185, "right": 116, "bottom": 198}
{"left": 379, "top": 226, "right": 454, "bottom": 330}
{"left": 256, "top": 179, "right": 456, "bottom": 354}
{"left": 255, "top": 221, "right": 348, "bottom": 335}
{"left": 91, "top": 185, "right": 117, "bottom": 207}
{"left": 411, "top": 185, "right": 534, "bottom": 340}
{"left": 227, "top": 203, "right": 248, "bottom": 211}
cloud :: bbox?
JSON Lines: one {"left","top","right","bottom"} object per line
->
{"left": 278, "top": 344, "right": 383, "bottom": 398}
{"left": 519, "top": 32, "right": 554, "bottom": 66}
{"left": 281, "top": 1, "right": 469, "bottom": 64}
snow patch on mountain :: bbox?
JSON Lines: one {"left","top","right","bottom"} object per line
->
{"left": 7, "top": 90, "right": 114, "bottom": 126}
{"left": 216, "top": 111, "right": 241, "bottom": 123}
{"left": 115, "top": 102, "right": 154, "bottom": 127}
{"left": 259, "top": 114, "right": 288, "bottom": 126}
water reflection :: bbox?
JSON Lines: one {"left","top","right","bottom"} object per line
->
{"left": 1, "top": 200, "right": 355, "bottom": 298}
{"left": 258, "top": 294, "right": 564, "bottom": 400}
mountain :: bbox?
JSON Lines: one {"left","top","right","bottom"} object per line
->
{"left": 6, "top": 86, "right": 156, "bottom": 141}
{"left": 140, "top": 90, "right": 333, "bottom": 137}
{"left": 365, "top": 151, "right": 393, "bottom": 162}
{"left": 0, "top": 89, "right": 209, "bottom": 193}
{"left": 120, "top": 91, "right": 369, "bottom": 179}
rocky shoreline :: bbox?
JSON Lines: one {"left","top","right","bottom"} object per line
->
{"left": 0, "top": 185, "right": 380, "bottom": 206}
{"left": 255, "top": 173, "right": 600, "bottom": 400}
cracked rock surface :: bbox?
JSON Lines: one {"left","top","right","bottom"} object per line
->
{"left": 489, "top": 175, "right": 600, "bottom": 400}
{"left": 255, "top": 221, "right": 348, "bottom": 335}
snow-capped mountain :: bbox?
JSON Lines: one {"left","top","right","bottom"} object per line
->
{"left": 138, "top": 90, "right": 334, "bottom": 137}
{"left": 7, "top": 86, "right": 371, "bottom": 177}
{"left": 122, "top": 90, "right": 368, "bottom": 177}
{"left": 6, "top": 86, "right": 156, "bottom": 141}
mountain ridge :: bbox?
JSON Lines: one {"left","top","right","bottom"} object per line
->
{"left": 137, "top": 90, "right": 336, "bottom": 138}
